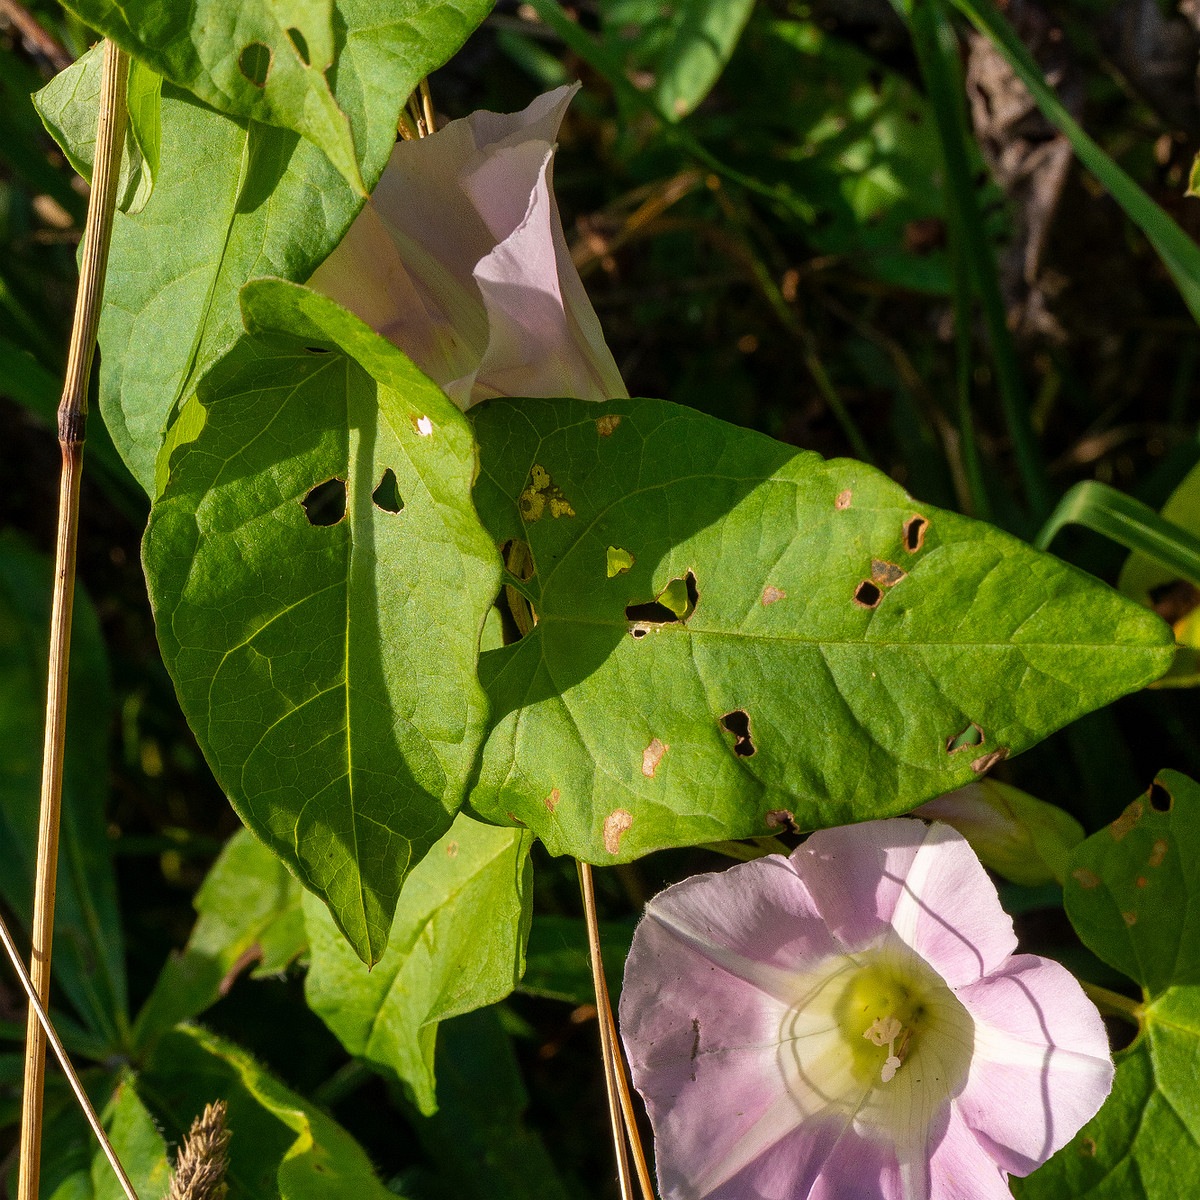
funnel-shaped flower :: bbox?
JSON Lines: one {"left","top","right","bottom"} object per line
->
{"left": 619, "top": 819, "right": 1113, "bottom": 1200}
{"left": 309, "top": 85, "right": 627, "bottom": 410}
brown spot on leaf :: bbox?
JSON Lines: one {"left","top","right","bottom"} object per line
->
{"left": 604, "top": 809, "right": 633, "bottom": 854}
{"left": 871, "top": 559, "right": 906, "bottom": 587}
{"left": 903, "top": 514, "right": 928, "bottom": 552}
{"left": 642, "top": 738, "right": 668, "bottom": 778}
{"left": 766, "top": 809, "right": 798, "bottom": 833}
{"left": 854, "top": 580, "right": 883, "bottom": 608}
{"left": 545, "top": 788, "right": 560, "bottom": 814}
{"left": 446, "top": 841, "right": 459, "bottom": 858}
{"left": 1150, "top": 838, "right": 1168, "bottom": 867}
{"left": 219, "top": 944, "right": 263, "bottom": 997}
{"left": 1110, "top": 801, "right": 1143, "bottom": 841}
{"left": 1123, "top": 912, "right": 1137, "bottom": 927}
{"left": 761, "top": 584, "right": 787, "bottom": 605}
{"left": 971, "top": 747, "right": 1009, "bottom": 775}
{"left": 1136, "top": 876, "right": 1148, "bottom": 888}
{"left": 835, "top": 489, "right": 852, "bottom": 510}
{"left": 1079, "top": 1138, "right": 1097, "bottom": 1158}
{"left": 597, "top": 414, "right": 622, "bottom": 437}
{"left": 1072, "top": 868, "right": 1100, "bottom": 889}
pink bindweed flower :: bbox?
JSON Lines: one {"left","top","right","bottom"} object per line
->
{"left": 309, "top": 84, "right": 627, "bottom": 409}
{"left": 619, "top": 819, "right": 1113, "bottom": 1200}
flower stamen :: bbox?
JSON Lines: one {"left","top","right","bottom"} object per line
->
{"left": 863, "top": 1015, "right": 907, "bottom": 1082}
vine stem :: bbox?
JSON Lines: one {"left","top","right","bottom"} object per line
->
{"left": 1080, "top": 980, "right": 1144, "bottom": 1026}
{"left": 0, "top": 909, "right": 140, "bottom": 1200}
{"left": 577, "top": 861, "right": 655, "bottom": 1200}
{"left": 18, "top": 39, "right": 129, "bottom": 1200}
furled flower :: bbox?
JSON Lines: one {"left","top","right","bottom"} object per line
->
{"left": 914, "top": 781, "right": 1084, "bottom": 888}
{"left": 309, "top": 84, "right": 627, "bottom": 409}
{"left": 619, "top": 819, "right": 1113, "bottom": 1200}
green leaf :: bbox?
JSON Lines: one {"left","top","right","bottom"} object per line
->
{"left": 468, "top": 396, "right": 1174, "bottom": 862}
{"left": 0, "top": 534, "right": 127, "bottom": 1047}
{"left": 599, "top": 0, "right": 755, "bottom": 121}
{"left": 405, "top": 1007, "right": 571, "bottom": 1200}
{"left": 304, "top": 814, "right": 533, "bottom": 1114}
{"left": 143, "top": 281, "right": 500, "bottom": 964}
{"left": 41, "top": 0, "right": 489, "bottom": 492}
{"left": 133, "top": 829, "right": 306, "bottom": 1050}
{"left": 136, "top": 1023, "right": 401, "bottom": 1199}
{"left": 59, "top": 0, "right": 366, "bottom": 191}
{"left": 1016, "top": 769, "right": 1200, "bottom": 1197}
{"left": 1118, "top": 461, "right": 1200, "bottom": 688}
{"left": 91, "top": 1077, "right": 171, "bottom": 1200}
{"left": 949, "top": 0, "right": 1200, "bottom": 326}
{"left": 519, "top": 914, "right": 632, "bottom": 1006}
{"left": 33, "top": 44, "right": 160, "bottom": 213}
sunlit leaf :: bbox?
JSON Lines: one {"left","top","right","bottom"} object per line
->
{"left": 468, "top": 396, "right": 1173, "bottom": 862}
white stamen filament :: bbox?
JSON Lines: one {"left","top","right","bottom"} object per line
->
{"left": 863, "top": 1016, "right": 906, "bottom": 1083}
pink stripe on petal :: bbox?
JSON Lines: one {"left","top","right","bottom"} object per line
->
{"left": 928, "top": 1106, "right": 1012, "bottom": 1200}
{"left": 954, "top": 954, "right": 1114, "bottom": 1175}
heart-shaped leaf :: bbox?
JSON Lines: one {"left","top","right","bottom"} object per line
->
{"left": 467, "top": 396, "right": 1173, "bottom": 862}
{"left": 144, "top": 281, "right": 499, "bottom": 964}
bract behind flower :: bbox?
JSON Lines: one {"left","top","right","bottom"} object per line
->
{"left": 619, "top": 819, "right": 1113, "bottom": 1200}
{"left": 309, "top": 85, "right": 627, "bottom": 409}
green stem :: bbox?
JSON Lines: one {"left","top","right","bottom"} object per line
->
{"left": 1080, "top": 981, "right": 1143, "bottom": 1026}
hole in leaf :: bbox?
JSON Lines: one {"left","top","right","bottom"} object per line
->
{"left": 1148, "top": 580, "right": 1200, "bottom": 624}
{"left": 903, "top": 515, "right": 928, "bottom": 552}
{"left": 625, "top": 571, "right": 698, "bottom": 624}
{"left": 946, "top": 723, "right": 984, "bottom": 753}
{"left": 304, "top": 346, "right": 330, "bottom": 354}
{"left": 630, "top": 626, "right": 648, "bottom": 639}
{"left": 853, "top": 580, "right": 882, "bottom": 609}
{"left": 286, "top": 26, "right": 311, "bottom": 65}
{"left": 721, "top": 710, "right": 756, "bottom": 757}
{"left": 496, "top": 539, "right": 536, "bottom": 644}
{"left": 1148, "top": 781, "right": 1173, "bottom": 813}
{"left": 971, "top": 747, "right": 1008, "bottom": 775}
{"left": 371, "top": 468, "right": 404, "bottom": 514}
{"left": 239, "top": 42, "right": 273, "bottom": 87}
{"left": 302, "top": 478, "right": 346, "bottom": 526}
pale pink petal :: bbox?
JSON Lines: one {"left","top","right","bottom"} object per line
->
{"left": 619, "top": 909, "right": 800, "bottom": 1198}
{"left": 806, "top": 1128, "right": 903, "bottom": 1200}
{"left": 797, "top": 820, "right": 1017, "bottom": 987}
{"left": 953, "top": 954, "right": 1114, "bottom": 1175}
{"left": 928, "top": 1106, "right": 1013, "bottom": 1200}
{"left": 636, "top": 856, "right": 844, "bottom": 990}
{"left": 699, "top": 1119, "right": 845, "bottom": 1200}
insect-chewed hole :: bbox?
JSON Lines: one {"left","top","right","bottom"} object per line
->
{"left": 371, "top": 468, "right": 404, "bottom": 514}
{"left": 721, "top": 710, "right": 756, "bottom": 757}
{"left": 302, "top": 478, "right": 346, "bottom": 526}
{"left": 853, "top": 580, "right": 882, "bottom": 608}
{"left": 304, "top": 346, "right": 330, "bottom": 355}
{"left": 1148, "top": 781, "right": 1174, "bottom": 813}
{"left": 946, "top": 723, "right": 984, "bottom": 753}
{"left": 903, "top": 515, "right": 928, "bottom": 552}
{"left": 287, "top": 26, "right": 311, "bottom": 65}
{"left": 239, "top": 42, "right": 273, "bottom": 87}
{"left": 625, "top": 570, "right": 698, "bottom": 624}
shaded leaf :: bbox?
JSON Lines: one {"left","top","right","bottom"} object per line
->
{"left": 133, "top": 829, "right": 306, "bottom": 1050}
{"left": 143, "top": 281, "right": 499, "bottom": 964}
{"left": 0, "top": 534, "right": 126, "bottom": 1045}
{"left": 404, "top": 1007, "right": 571, "bottom": 1200}
{"left": 1017, "top": 769, "right": 1200, "bottom": 1197}
{"left": 304, "top": 814, "right": 533, "bottom": 1114}
{"left": 519, "top": 914, "right": 631, "bottom": 1006}
{"left": 137, "top": 1024, "right": 400, "bottom": 1199}
{"left": 468, "top": 396, "right": 1173, "bottom": 862}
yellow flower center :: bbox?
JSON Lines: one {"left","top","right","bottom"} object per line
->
{"left": 834, "top": 963, "right": 929, "bottom": 1085}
